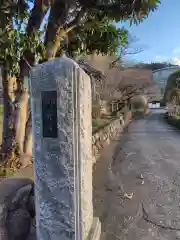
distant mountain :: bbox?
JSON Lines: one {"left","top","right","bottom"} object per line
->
{"left": 135, "top": 62, "right": 179, "bottom": 71}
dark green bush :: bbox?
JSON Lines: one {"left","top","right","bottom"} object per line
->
{"left": 165, "top": 114, "right": 180, "bottom": 129}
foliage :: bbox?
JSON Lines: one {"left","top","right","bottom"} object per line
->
{"left": 110, "top": 34, "right": 144, "bottom": 68}
{"left": 170, "top": 88, "right": 180, "bottom": 98}
{"left": 92, "top": 117, "right": 116, "bottom": 133}
{"left": 64, "top": 17, "right": 128, "bottom": 57}
{"left": 80, "top": 54, "right": 155, "bottom": 102}
{"left": 0, "top": 0, "right": 161, "bottom": 167}
{"left": 166, "top": 115, "right": 180, "bottom": 130}
{"left": 0, "top": 28, "right": 45, "bottom": 74}
{"left": 78, "top": 0, "right": 160, "bottom": 23}
{"left": 0, "top": 166, "right": 17, "bottom": 176}
{"left": 167, "top": 88, "right": 180, "bottom": 105}
{"left": 0, "top": 0, "right": 161, "bottom": 75}
{"left": 1, "top": 0, "right": 161, "bottom": 23}
{"left": 164, "top": 71, "right": 180, "bottom": 103}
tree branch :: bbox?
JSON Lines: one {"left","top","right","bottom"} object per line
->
{"left": 44, "top": 0, "right": 71, "bottom": 59}
{"left": 110, "top": 34, "right": 145, "bottom": 69}
{"left": 26, "top": 0, "right": 50, "bottom": 36}
{"left": 19, "top": 0, "right": 50, "bottom": 81}
{"left": 44, "top": 1, "right": 87, "bottom": 59}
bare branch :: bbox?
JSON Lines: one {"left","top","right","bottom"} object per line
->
{"left": 110, "top": 33, "right": 145, "bottom": 69}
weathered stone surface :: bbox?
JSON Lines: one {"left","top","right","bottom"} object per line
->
{"left": 91, "top": 116, "right": 128, "bottom": 163}
{"left": 29, "top": 56, "right": 98, "bottom": 240}
{"left": 79, "top": 62, "right": 94, "bottom": 238}
{"left": 0, "top": 178, "right": 33, "bottom": 208}
{"left": 87, "top": 218, "right": 101, "bottom": 240}
{"left": 7, "top": 208, "right": 31, "bottom": 240}
{"left": 26, "top": 224, "right": 36, "bottom": 240}
{"left": 0, "top": 178, "right": 34, "bottom": 240}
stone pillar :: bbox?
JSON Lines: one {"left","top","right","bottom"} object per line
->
{"left": 29, "top": 56, "right": 101, "bottom": 240}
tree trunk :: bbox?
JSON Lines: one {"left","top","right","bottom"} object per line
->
{"left": 15, "top": 90, "right": 29, "bottom": 154}
{"left": 1, "top": 67, "right": 32, "bottom": 168}
{"left": 1, "top": 73, "right": 19, "bottom": 166}
{"left": 44, "top": 1, "right": 73, "bottom": 59}
{"left": 0, "top": 0, "right": 52, "bottom": 170}
{"left": 2, "top": 74, "right": 15, "bottom": 152}
{"left": 1, "top": 1, "right": 77, "bottom": 170}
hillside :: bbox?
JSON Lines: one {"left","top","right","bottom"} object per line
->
{"left": 81, "top": 54, "right": 160, "bottom": 101}
{"left": 135, "top": 62, "right": 179, "bottom": 71}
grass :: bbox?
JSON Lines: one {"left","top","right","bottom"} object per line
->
{"left": 0, "top": 167, "right": 16, "bottom": 177}
{"left": 173, "top": 114, "right": 180, "bottom": 120}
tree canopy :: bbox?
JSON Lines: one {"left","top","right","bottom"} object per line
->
{"left": 164, "top": 70, "right": 180, "bottom": 103}
{"left": 63, "top": 18, "right": 128, "bottom": 58}
{"left": 168, "top": 88, "right": 180, "bottom": 105}
{"left": 0, "top": 0, "right": 161, "bottom": 167}
{"left": 0, "top": 0, "right": 161, "bottom": 75}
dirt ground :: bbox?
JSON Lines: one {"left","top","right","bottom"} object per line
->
{"left": 93, "top": 132, "right": 124, "bottom": 240}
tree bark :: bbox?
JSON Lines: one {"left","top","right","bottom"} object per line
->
{"left": 2, "top": 73, "right": 16, "bottom": 152}
{"left": 1, "top": 80, "right": 32, "bottom": 168}
{"left": 44, "top": 1, "right": 73, "bottom": 59}
{"left": 15, "top": 90, "right": 29, "bottom": 155}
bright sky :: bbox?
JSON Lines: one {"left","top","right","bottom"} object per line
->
{"left": 117, "top": 0, "right": 180, "bottom": 65}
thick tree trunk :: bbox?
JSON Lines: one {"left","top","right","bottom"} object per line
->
{"left": 0, "top": 0, "right": 51, "bottom": 170}
{"left": 1, "top": 73, "right": 19, "bottom": 167}
{"left": 2, "top": 74, "right": 16, "bottom": 151}
{"left": 1, "top": 86, "right": 32, "bottom": 169}
{"left": 15, "top": 90, "right": 29, "bottom": 154}
{"left": 1, "top": 66, "right": 32, "bottom": 167}
{"left": 16, "top": 93, "right": 32, "bottom": 168}
{"left": 44, "top": 1, "right": 73, "bottom": 59}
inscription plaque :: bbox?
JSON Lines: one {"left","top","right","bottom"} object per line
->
{"left": 42, "top": 91, "right": 58, "bottom": 138}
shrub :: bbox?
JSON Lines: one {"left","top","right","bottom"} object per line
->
{"left": 164, "top": 71, "right": 180, "bottom": 104}
{"left": 92, "top": 105, "right": 101, "bottom": 118}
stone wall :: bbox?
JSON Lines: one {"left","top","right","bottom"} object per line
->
{"left": 164, "top": 112, "right": 180, "bottom": 129}
{"left": 92, "top": 112, "right": 131, "bottom": 163}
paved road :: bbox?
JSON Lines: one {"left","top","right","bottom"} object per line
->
{"left": 100, "top": 110, "right": 180, "bottom": 240}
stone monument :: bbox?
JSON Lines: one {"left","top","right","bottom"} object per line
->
{"left": 29, "top": 56, "right": 101, "bottom": 240}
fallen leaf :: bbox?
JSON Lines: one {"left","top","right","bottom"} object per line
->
{"left": 124, "top": 193, "right": 133, "bottom": 199}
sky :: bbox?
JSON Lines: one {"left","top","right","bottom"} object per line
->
{"left": 117, "top": 0, "right": 180, "bottom": 65}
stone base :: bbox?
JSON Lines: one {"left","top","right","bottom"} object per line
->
{"left": 87, "top": 217, "right": 101, "bottom": 240}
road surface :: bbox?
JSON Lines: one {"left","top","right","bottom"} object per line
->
{"left": 96, "top": 109, "right": 180, "bottom": 240}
